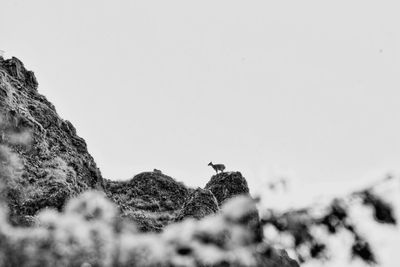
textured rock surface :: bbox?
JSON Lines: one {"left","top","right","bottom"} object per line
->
{"left": 205, "top": 171, "right": 250, "bottom": 206}
{"left": 175, "top": 187, "right": 219, "bottom": 221}
{"left": 104, "top": 171, "right": 190, "bottom": 231}
{"left": 0, "top": 57, "right": 38, "bottom": 90}
{"left": 105, "top": 171, "right": 189, "bottom": 212}
{"left": 0, "top": 56, "right": 103, "bottom": 223}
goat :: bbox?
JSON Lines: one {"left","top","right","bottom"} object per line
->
{"left": 208, "top": 162, "right": 225, "bottom": 174}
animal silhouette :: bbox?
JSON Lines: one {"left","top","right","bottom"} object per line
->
{"left": 208, "top": 162, "right": 226, "bottom": 174}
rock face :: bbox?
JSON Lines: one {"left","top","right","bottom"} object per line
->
{"left": 205, "top": 171, "right": 250, "bottom": 206}
{"left": 0, "top": 56, "right": 103, "bottom": 223}
{"left": 175, "top": 188, "right": 219, "bottom": 221}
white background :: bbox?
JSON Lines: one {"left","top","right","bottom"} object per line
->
{"left": 1, "top": 0, "right": 399, "bottom": 196}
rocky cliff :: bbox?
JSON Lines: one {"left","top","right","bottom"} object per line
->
{"left": 0, "top": 56, "right": 103, "bottom": 224}
{"left": 0, "top": 56, "right": 299, "bottom": 267}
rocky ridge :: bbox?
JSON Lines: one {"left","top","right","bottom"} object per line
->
{"left": 0, "top": 56, "right": 299, "bottom": 266}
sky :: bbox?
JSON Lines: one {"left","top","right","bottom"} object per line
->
{"left": 1, "top": 0, "right": 400, "bottom": 192}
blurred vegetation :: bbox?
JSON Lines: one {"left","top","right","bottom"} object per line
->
{"left": 261, "top": 177, "right": 398, "bottom": 265}
{"left": 0, "top": 190, "right": 300, "bottom": 267}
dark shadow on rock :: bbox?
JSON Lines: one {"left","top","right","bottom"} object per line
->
{"left": 175, "top": 188, "right": 219, "bottom": 221}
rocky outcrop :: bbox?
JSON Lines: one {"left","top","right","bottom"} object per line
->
{"left": 175, "top": 188, "right": 219, "bottom": 221}
{"left": 205, "top": 171, "right": 250, "bottom": 206}
{"left": 0, "top": 55, "right": 299, "bottom": 266}
{"left": 105, "top": 171, "right": 189, "bottom": 212}
{"left": 104, "top": 171, "right": 190, "bottom": 231}
{"left": 0, "top": 57, "right": 38, "bottom": 90}
{"left": 0, "top": 56, "right": 103, "bottom": 223}
{"left": 103, "top": 172, "right": 254, "bottom": 232}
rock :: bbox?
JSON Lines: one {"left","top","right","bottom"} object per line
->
{"left": 175, "top": 188, "right": 219, "bottom": 221}
{"left": 105, "top": 171, "right": 189, "bottom": 212}
{"left": 0, "top": 56, "right": 103, "bottom": 224}
{"left": 104, "top": 171, "right": 190, "bottom": 231}
{"left": 0, "top": 56, "right": 38, "bottom": 90}
{"left": 205, "top": 171, "right": 250, "bottom": 206}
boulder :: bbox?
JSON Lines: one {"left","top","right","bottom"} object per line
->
{"left": 104, "top": 171, "right": 190, "bottom": 232}
{"left": 205, "top": 171, "right": 250, "bottom": 206}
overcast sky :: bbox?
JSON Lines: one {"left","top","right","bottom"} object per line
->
{"left": 1, "top": 0, "right": 400, "bottom": 192}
